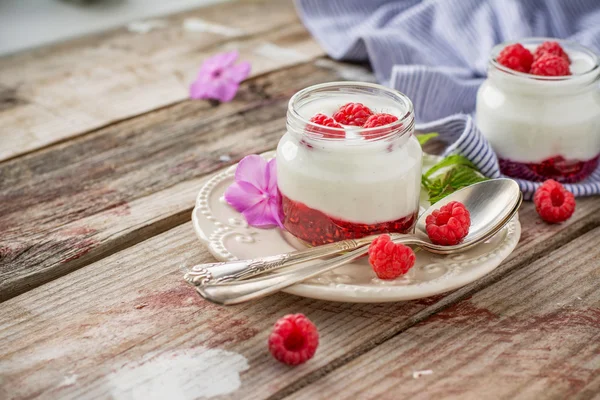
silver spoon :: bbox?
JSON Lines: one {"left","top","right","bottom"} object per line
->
{"left": 190, "top": 178, "right": 522, "bottom": 305}
{"left": 185, "top": 178, "right": 522, "bottom": 286}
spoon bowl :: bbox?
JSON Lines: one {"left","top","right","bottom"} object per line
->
{"left": 409, "top": 178, "right": 523, "bottom": 254}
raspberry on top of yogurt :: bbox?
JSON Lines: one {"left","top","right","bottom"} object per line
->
{"left": 305, "top": 101, "right": 402, "bottom": 141}
{"left": 497, "top": 40, "right": 572, "bottom": 76}
{"left": 307, "top": 113, "right": 344, "bottom": 139}
{"left": 332, "top": 102, "right": 373, "bottom": 126}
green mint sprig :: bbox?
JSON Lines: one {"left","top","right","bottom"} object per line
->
{"left": 416, "top": 132, "right": 439, "bottom": 146}
{"left": 421, "top": 152, "right": 488, "bottom": 204}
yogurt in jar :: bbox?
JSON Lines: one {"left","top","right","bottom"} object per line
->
{"left": 277, "top": 82, "right": 421, "bottom": 246}
{"left": 476, "top": 38, "right": 600, "bottom": 183}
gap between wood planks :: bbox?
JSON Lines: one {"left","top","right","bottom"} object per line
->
{"left": 0, "top": 59, "right": 372, "bottom": 303}
{"left": 268, "top": 216, "right": 600, "bottom": 400}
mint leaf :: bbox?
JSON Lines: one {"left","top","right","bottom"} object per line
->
{"left": 422, "top": 155, "right": 488, "bottom": 204}
{"left": 423, "top": 154, "right": 475, "bottom": 178}
{"left": 416, "top": 132, "right": 439, "bottom": 146}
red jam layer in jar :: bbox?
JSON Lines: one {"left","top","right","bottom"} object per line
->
{"left": 499, "top": 155, "right": 599, "bottom": 183}
{"left": 282, "top": 195, "right": 417, "bottom": 246}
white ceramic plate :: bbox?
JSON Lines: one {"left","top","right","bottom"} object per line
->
{"left": 191, "top": 152, "right": 521, "bottom": 303}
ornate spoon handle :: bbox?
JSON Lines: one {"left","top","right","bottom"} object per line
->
{"left": 195, "top": 234, "right": 418, "bottom": 305}
{"left": 184, "top": 233, "right": 405, "bottom": 285}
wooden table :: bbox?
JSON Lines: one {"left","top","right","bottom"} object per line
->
{"left": 1, "top": 1, "right": 599, "bottom": 399}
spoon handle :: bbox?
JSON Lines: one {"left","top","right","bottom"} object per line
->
{"left": 184, "top": 234, "right": 402, "bottom": 285}
{"left": 194, "top": 235, "right": 416, "bottom": 305}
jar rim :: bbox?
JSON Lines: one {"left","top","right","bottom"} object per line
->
{"left": 489, "top": 37, "right": 599, "bottom": 83}
{"left": 287, "top": 81, "right": 415, "bottom": 142}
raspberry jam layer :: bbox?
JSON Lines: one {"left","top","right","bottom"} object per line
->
{"left": 282, "top": 195, "right": 417, "bottom": 246}
{"left": 499, "top": 155, "right": 599, "bottom": 183}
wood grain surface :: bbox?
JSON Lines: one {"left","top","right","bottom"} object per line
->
{"left": 1, "top": 0, "right": 599, "bottom": 399}
{"left": 1, "top": 200, "right": 599, "bottom": 400}
{"left": 0, "top": 224, "right": 444, "bottom": 400}
{"left": 288, "top": 227, "right": 600, "bottom": 400}
{"left": 0, "top": 61, "right": 342, "bottom": 302}
{"left": 0, "top": 0, "right": 322, "bottom": 162}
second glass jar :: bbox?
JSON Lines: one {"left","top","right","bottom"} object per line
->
{"left": 476, "top": 38, "right": 600, "bottom": 183}
{"left": 277, "top": 82, "right": 422, "bottom": 246}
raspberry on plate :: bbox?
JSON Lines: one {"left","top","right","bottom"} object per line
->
{"left": 307, "top": 113, "right": 344, "bottom": 139}
{"left": 533, "top": 179, "right": 576, "bottom": 223}
{"left": 497, "top": 43, "right": 534, "bottom": 73}
{"left": 333, "top": 102, "right": 373, "bottom": 126}
{"left": 368, "top": 234, "right": 416, "bottom": 280}
{"left": 425, "top": 201, "right": 471, "bottom": 246}
{"left": 268, "top": 313, "right": 319, "bottom": 365}
{"left": 530, "top": 54, "right": 571, "bottom": 76}
{"left": 534, "top": 41, "right": 570, "bottom": 63}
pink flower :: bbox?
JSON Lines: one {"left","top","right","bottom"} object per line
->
{"left": 224, "top": 155, "right": 284, "bottom": 229}
{"left": 190, "top": 51, "right": 251, "bottom": 102}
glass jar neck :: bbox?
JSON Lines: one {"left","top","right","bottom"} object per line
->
{"left": 487, "top": 38, "right": 600, "bottom": 96}
{"left": 286, "top": 81, "right": 415, "bottom": 144}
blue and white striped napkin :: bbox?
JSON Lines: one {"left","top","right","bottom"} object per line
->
{"left": 296, "top": 0, "right": 600, "bottom": 198}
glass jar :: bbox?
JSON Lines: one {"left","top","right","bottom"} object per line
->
{"left": 476, "top": 38, "right": 600, "bottom": 183}
{"left": 276, "top": 82, "right": 422, "bottom": 246}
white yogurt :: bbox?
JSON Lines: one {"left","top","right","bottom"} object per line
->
{"left": 277, "top": 83, "right": 421, "bottom": 225}
{"left": 476, "top": 39, "right": 600, "bottom": 164}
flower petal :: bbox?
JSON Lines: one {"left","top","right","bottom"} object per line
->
{"left": 223, "top": 61, "right": 251, "bottom": 83}
{"left": 224, "top": 181, "right": 264, "bottom": 212}
{"left": 213, "top": 50, "right": 239, "bottom": 69}
{"left": 242, "top": 200, "right": 279, "bottom": 227}
{"left": 268, "top": 197, "right": 285, "bottom": 229}
{"left": 190, "top": 79, "right": 211, "bottom": 99}
{"left": 266, "top": 158, "right": 278, "bottom": 195}
{"left": 203, "top": 51, "right": 239, "bottom": 71}
{"left": 212, "top": 81, "right": 240, "bottom": 102}
{"left": 235, "top": 155, "right": 268, "bottom": 189}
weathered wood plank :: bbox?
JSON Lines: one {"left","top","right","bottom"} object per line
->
{"left": 0, "top": 223, "right": 446, "bottom": 400}
{"left": 0, "top": 61, "right": 345, "bottom": 302}
{"left": 0, "top": 0, "right": 323, "bottom": 161}
{"left": 287, "top": 227, "right": 600, "bottom": 400}
{"left": 1, "top": 203, "right": 599, "bottom": 400}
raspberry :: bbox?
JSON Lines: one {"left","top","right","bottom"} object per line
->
{"left": 363, "top": 113, "right": 399, "bottom": 128}
{"left": 362, "top": 113, "right": 400, "bottom": 138}
{"left": 333, "top": 102, "right": 373, "bottom": 126}
{"left": 533, "top": 179, "right": 576, "bottom": 223}
{"left": 268, "top": 314, "right": 319, "bottom": 365}
{"left": 307, "top": 113, "right": 344, "bottom": 139}
{"left": 425, "top": 201, "right": 471, "bottom": 246}
{"left": 497, "top": 43, "right": 534, "bottom": 73}
{"left": 530, "top": 54, "right": 571, "bottom": 76}
{"left": 534, "top": 41, "right": 570, "bottom": 63}
{"left": 368, "top": 234, "right": 416, "bottom": 280}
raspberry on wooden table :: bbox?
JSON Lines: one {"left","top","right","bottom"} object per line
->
{"left": 368, "top": 234, "right": 416, "bottom": 280}
{"left": 425, "top": 201, "right": 471, "bottom": 246}
{"left": 268, "top": 313, "right": 319, "bottom": 365}
{"left": 534, "top": 41, "right": 570, "bottom": 63}
{"left": 533, "top": 180, "right": 576, "bottom": 223}
{"left": 333, "top": 102, "right": 373, "bottom": 126}
{"left": 530, "top": 54, "right": 571, "bottom": 76}
{"left": 307, "top": 113, "right": 344, "bottom": 139}
{"left": 497, "top": 43, "right": 534, "bottom": 73}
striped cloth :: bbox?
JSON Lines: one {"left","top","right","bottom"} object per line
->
{"left": 296, "top": 0, "right": 600, "bottom": 198}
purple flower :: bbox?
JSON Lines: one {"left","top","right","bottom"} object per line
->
{"left": 190, "top": 51, "right": 251, "bottom": 102}
{"left": 224, "top": 155, "right": 284, "bottom": 229}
